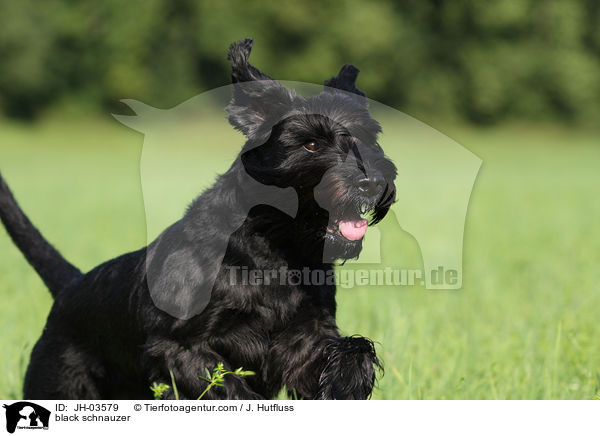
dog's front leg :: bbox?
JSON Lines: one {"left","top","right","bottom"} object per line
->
{"left": 272, "top": 317, "right": 380, "bottom": 400}
{"left": 142, "top": 337, "right": 263, "bottom": 400}
{"left": 315, "top": 336, "right": 380, "bottom": 400}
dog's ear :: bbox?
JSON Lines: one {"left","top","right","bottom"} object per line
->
{"left": 324, "top": 64, "right": 367, "bottom": 100}
{"left": 228, "top": 38, "right": 272, "bottom": 83}
{"left": 226, "top": 38, "right": 295, "bottom": 139}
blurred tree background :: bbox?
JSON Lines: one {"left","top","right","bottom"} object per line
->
{"left": 0, "top": 0, "right": 599, "bottom": 124}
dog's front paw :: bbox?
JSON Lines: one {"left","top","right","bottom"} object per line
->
{"left": 316, "top": 336, "right": 381, "bottom": 400}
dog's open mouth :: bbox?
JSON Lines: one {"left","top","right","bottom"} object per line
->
{"left": 338, "top": 219, "right": 368, "bottom": 240}
{"left": 325, "top": 201, "right": 381, "bottom": 242}
{"left": 322, "top": 184, "right": 395, "bottom": 244}
{"left": 327, "top": 216, "right": 369, "bottom": 241}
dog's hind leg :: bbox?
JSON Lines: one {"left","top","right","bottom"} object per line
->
{"left": 24, "top": 333, "right": 105, "bottom": 400}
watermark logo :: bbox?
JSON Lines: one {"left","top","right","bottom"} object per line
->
{"left": 225, "top": 266, "right": 458, "bottom": 288}
{"left": 114, "top": 81, "right": 481, "bottom": 319}
{"left": 2, "top": 402, "right": 50, "bottom": 433}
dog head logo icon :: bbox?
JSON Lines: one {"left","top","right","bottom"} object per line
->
{"left": 3, "top": 402, "right": 50, "bottom": 434}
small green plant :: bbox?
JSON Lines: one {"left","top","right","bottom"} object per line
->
{"left": 149, "top": 363, "right": 254, "bottom": 400}
{"left": 197, "top": 362, "right": 255, "bottom": 400}
{"left": 150, "top": 382, "right": 170, "bottom": 400}
{"left": 169, "top": 368, "right": 180, "bottom": 400}
{"left": 149, "top": 369, "right": 180, "bottom": 400}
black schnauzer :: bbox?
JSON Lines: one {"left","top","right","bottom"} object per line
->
{"left": 0, "top": 38, "right": 396, "bottom": 399}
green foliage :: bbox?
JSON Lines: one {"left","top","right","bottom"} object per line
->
{"left": 169, "top": 368, "right": 180, "bottom": 401}
{"left": 148, "top": 363, "right": 255, "bottom": 400}
{"left": 0, "top": 0, "right": 598, "bottom": 123}
{"left": 150, "top": 382, "right": 170, "bottom": 400}
{"left": 197, "top": 363, "right": 255, "bottom": 400}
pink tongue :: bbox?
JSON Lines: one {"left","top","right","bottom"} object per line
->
{"left": 338, "top": 219, "right": 368, "bottom": 241}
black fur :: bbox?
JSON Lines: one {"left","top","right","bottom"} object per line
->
{"left": 0, "top": 38, "right": 396, "bottom": 400}
{"left": 0, "top": 175, "right": 81, "bottom": 296}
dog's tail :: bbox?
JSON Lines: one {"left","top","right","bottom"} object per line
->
{"left": 0, "top": 171, "right": 82, "bottom": 297}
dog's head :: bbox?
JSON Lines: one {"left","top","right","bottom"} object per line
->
{"left": 227, "top": 38, "right": 397, "bottom": 262}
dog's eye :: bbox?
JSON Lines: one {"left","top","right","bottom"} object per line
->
{"left": 304, "top": 142, "right": 318, "bottom": 152}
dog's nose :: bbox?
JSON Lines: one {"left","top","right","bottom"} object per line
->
{"left": 357, "top": 175, "right": 385, "bottom": 198}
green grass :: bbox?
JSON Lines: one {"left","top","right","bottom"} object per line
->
{"left": 1, "top": 114, "right": 599, "bottom": 399}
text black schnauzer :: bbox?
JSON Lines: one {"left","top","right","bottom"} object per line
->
{"left": 0, "top": 39, "right": 396, "bottom": 399}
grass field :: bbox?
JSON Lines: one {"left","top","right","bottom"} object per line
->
{"left": 1, "top": 114, "right": 599, "bottom": 399}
